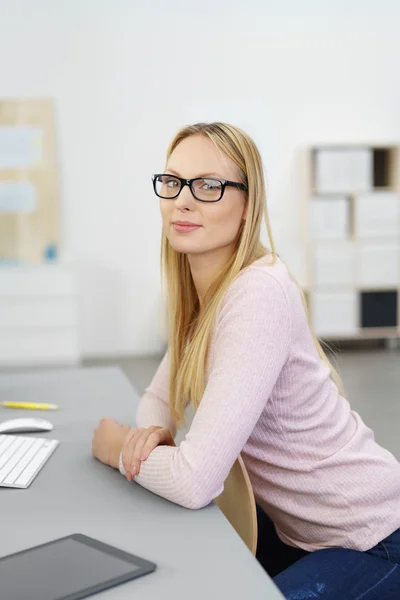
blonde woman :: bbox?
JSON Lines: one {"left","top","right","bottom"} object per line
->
{"left": 92, "top": 123, "right": 400, "bottom": 598}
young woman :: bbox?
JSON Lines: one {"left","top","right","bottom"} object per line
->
{"left": 92, "top": 122, "right": 400, "bottom": 598}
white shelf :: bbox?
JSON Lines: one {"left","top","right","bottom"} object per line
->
{"left": 303, "top": 143, "right": 400, "bottom": 341}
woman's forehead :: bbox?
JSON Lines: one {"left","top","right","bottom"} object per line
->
{"left": 167, "top": 135, "right": 240, "bottom": 179}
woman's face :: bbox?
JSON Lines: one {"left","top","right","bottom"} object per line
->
{"left": 159, "top": 135, "right": 247, "bottom": 259}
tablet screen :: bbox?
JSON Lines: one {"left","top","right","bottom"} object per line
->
{"left": 0, "top": 534, "right": 156, "bottom": 600}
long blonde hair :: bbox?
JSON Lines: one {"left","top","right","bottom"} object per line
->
{"left": 161, "top": 122, "right": 342, "bottom": 426}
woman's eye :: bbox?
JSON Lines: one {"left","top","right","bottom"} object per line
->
{"left": 166, "top": 179, "right": 179, "bottom": 188}
{"left": 201, "top": 181, "right": 220, "bottom": 191}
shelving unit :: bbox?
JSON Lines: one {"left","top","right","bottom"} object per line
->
{"left": 301, "top": 144, "right": 400, "bottom": 342}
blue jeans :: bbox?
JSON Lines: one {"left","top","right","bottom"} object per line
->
{"left": 256, "top": 506, "right": 400, "bottom": 599}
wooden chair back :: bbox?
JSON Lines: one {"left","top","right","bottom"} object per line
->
{"left": 215, "top": 455, "right": 258, "bottom": 555}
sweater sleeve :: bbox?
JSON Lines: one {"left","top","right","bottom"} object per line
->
{"left": 135, "top": 351, "right": 177, "bottom": 438}
{"left": 120, "top": 269, "right": 291, "bottom": 509}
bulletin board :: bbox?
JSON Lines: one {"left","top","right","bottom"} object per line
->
{"left": 0, "top": 99, "right": 60, "bottom": 264}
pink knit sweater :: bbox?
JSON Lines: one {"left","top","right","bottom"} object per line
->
{"left": 119, "top": 257, "right": 400, "bottom": 552}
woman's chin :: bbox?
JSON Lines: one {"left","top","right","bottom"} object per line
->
{"left": 172, "top": 244, "right": 199, "bottom": 255}
{"left": 167, "top": 239, "right": 204, "bottom": 255}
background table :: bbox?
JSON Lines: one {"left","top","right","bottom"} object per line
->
{"left": 0, "top": 367, "right": 283, "bottom": 599}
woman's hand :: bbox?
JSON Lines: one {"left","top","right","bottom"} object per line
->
{"left": 121, "top": 426, "right": 176, "bottom": 481}
{"left": 92, "top": 417, "right": 130, "bottom": 469}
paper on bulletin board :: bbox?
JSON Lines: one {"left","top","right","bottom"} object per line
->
{"left": 0, "top": 126, "right": 43, "bottom": 169}
{"left": 0, "top": 181, "right": 36, "bottom": 212}
{"left": 0, "top": 99, "right": 60, "bottom": 264}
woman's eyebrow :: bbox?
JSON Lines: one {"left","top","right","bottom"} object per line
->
{"left": 164, "top": 168, "right": 224, "bottom": 179}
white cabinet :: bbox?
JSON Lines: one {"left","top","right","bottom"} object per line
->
{"left": 0, "top": 264, "right": 80, "bottom": 366}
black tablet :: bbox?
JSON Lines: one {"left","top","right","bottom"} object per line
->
{"left": 0, "top": 533, "right": 157, "bottom": 600}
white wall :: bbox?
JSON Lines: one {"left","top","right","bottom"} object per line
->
{"left": 1, "top": 0, "right": 400, "bottom": 357}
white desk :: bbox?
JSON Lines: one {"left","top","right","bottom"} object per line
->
{"left": 0, "top": 367, "right": 283, "bottom": 599}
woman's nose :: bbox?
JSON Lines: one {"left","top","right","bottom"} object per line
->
{"left": 174, "top": 184, "right": 196, "bottom": 210}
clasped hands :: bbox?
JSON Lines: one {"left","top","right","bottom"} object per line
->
{"left": 92, "top": 418, "right": 175, "bottom": 480}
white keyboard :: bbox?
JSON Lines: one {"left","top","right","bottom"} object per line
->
{"left": 0, "top": 434, "right": 59, "bottom": 488}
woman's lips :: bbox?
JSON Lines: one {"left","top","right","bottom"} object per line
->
{"left": 172, "top": 223, "right": 202, "bottom": 233}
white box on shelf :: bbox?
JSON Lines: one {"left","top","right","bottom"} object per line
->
{"left": 314, "top": 241, "right": 355, "bottom": 286}
{"left": 354, "top": 191, "right": 400, "bottom": 238}
{"left": 311, "top": 195, "right": 349, "bottom": 239}
{"left": 315, "top": 148, "right": 372, "bottom": 193}
{"left": 355, "top": 243, "right": 400, "bottom": 287}
{"left": 312, "top": 291, "right": 358, "bottom": 337}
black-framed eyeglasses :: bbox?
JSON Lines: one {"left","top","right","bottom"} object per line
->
{"left": 152, "top": 173, "right": 247, "bottom": 203}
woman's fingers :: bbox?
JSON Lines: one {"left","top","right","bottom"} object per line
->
{"left": 121, "top": 428, "right": 141, "bottom": 478}
{"left": 141, "top": 430, "right": 163, "bottom": 461}
{"left": 129, "top": 429, "right": 149, "bottom": 478}
{"left": 130, "top": 426, "right": 161, "bottom": 477}
{"left": 121, "top": 426, "right": 171, "bottom": 481}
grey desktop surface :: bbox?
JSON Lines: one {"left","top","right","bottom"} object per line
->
{"left": 0, "top": 367, "right": 283, "bottom": 599}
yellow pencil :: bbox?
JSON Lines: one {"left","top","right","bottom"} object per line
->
{"left": 0, "top": 401, "right": 59, "bottom": 411}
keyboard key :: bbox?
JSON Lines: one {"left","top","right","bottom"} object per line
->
{"left": 0, "top": 434, "right": 17, "bottom": 456}
{"left": 14, "top": 441, "right": 58, "bottom": 487}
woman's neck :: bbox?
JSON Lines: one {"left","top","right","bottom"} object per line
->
{"left": 188, "top": 244, "right": 236, "bottom": 309}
